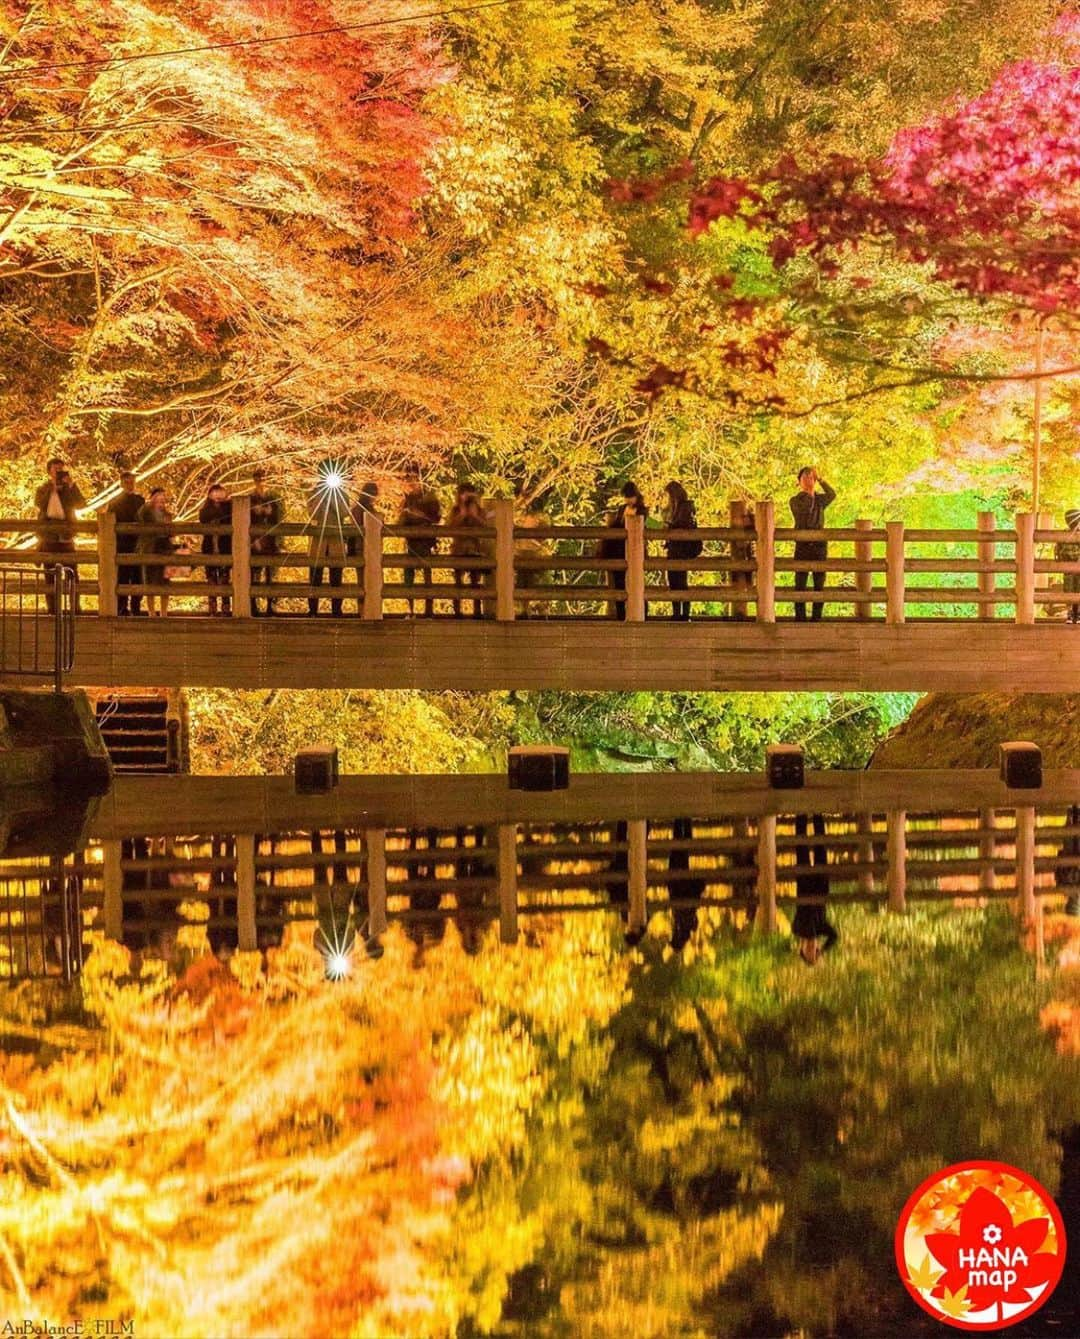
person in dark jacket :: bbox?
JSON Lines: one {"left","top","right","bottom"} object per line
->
{"left": 600, "top": 482, "right": 648, "bottom": 621}
{"left": 398, "top": 469, "right": 442, "bottom": 616}
{"left": 135, "top": 487, "right": 175, "bottom": 617}
{"left": 663, "top": 481, "right": 700, "bottom": 621}
{"left": 789, "top": 467, "right": 836, "bottom": 621}
{"left": 792, "top": 813, "right": 837, "bottom": 963}
{"left": 199, "top": 482, "right": 232, "bottom": 616}
{"left": 35, "top": 458, "right": 85, "bottom": 612}
{"left": 249, "top": 468, "right": 282, "bottom": 617}
{"left": 107, "top": 471, "right": 145, "bottom": 615}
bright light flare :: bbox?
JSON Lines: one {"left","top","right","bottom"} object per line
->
{"left": 319, "top": 465, "right": 346, "bottom": 491}
{"left": 325, "top": 950, "right": 352, "bottom": 980}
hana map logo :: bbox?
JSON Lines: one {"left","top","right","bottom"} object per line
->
{"left": 896, "top": 1160, "right": 1066, "bottom": 1330}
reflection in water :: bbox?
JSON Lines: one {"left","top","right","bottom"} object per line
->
{"left": 1, "top": 788, "right": 1080, "bottom": 1337}
{"left": 792, "top": 813, "right": 838, "bottom": 963}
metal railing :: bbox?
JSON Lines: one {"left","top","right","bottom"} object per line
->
{"left": 0, "top": 564, "right": 76, "bottom": 691}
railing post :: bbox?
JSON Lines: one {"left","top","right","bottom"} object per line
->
{"left": 885, "top": 521, "right": 905, "bottom": 625}
{"left": 854, "top": 518, "right": 873, "bottom": 620}
{"left": 755, "top": 500, "right": 775, "bottom": 623}
{"left": 886, "top": 810, "right": 907, "bottom": 913}
{"left": 979, "top": 807, "right": 997, "bottom": 893}
{"left": 977, "top": 511, "right": 996, "bottom": 621}
{"left": 755, "top": 813, "right": 777, "bottom": 933}
{"left": 498, "top": 823, "right": 518, "bottom": 945}
{"left": 102, "top": 840, "right": 123, "bottom": 940}
{"left": 366, "top": 828, "right": 387, "bottom": 937}
{"left": 236, "top": 832, "right": 257, "bottom": 951}
{"left": 231, "top": 494, "right": 252, "bottom": 619}
{"left": 1015, "top": 512, "right": 1035, "bottom": 625}
{"left": 625, "top": 513, "right": 645, "bottom": 622}
{"left": 97, "top": 510, "right": 117, "bottom": 618}
{"left": 493, "top": 499, "right": 515, "bottom": 622}
{"left": 628, "top": 817, "right": 648, "bottom": 932}
{"left": 363, "top": 514, "right": 383, "bottom": 620}
{"left": 1016, "top": 805, "right": 1036, "bottom": 920}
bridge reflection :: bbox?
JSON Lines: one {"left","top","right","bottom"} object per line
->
{"left": 2, "top": 771, "right": 1078, "bottom": 980}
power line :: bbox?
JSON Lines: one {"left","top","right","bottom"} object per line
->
{"left": 0, "top": 0, "right": 527, "bottom": 83}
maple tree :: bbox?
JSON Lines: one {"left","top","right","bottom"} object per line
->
{"left": 0, "top": 0, "right": 473, "bottom": 511}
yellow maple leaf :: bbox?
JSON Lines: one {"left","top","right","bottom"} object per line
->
{"left": 908, "top": 1254, "right": 945, "bottom": 1292}
{"left": 938, "top": 1285, "right": 971, "bottom": 1319}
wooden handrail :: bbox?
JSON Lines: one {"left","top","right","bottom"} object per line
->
{"left": 0, "top": 508, "right": 1078, "bottom": 624}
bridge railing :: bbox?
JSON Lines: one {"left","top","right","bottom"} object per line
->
{"left": 4, "top": 801, "right": 1074, "bottom": 970}
{"left": 1, "top": 502, "right": 1077, "bottom": 623}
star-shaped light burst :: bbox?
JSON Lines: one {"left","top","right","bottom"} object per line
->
{"left": 317, "top": 895, "right": 358, "bottom": 982}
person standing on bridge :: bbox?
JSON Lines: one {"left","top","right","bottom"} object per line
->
{"left": 447, "top": 484, "right": 488, "bottom": 619}
{"left": 249, "top": 468, "right": 282, "bottom": 618}
{"left": 35, "top": 458, "right": 85, "bottom": 613}
{"left": 1057, "top": 509, "right": 1080, "bottom": 624}
{"left": 789, "top": 466, "right": 836, "bottom": 621}
{"left": 600, "top": 481, "right": 648, "bottom": 621}
{"left": 398, "top": 469, "right": 442, "bottom": 616}
{"left": 107, "top": 471, "right": 145, "bottom": 616}
{"left": 307, "top": 462, "right": 350, "bottom": 618}
{"left": 135, "top": 487, "right": 175, "bottom": 617}
{"left": 662, "top": 481, "right": 701, "bottom": 622}
{"left": 347, "top": 481, "right": 380, "bottom": 613}
{"left": 199, "top": 482, "right": 232, "bottom": 617}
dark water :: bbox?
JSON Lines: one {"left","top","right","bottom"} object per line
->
{"left": 2, "top": 781, "right": 1079, "bottom": 1337}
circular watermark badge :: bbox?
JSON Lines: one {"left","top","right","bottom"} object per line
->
{"left": 896, "top": 1160, "right": 1066, "bottom": 1330}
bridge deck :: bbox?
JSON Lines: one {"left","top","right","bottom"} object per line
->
{"left": 26, "top": 615, "right": 1080, "bottom": 692}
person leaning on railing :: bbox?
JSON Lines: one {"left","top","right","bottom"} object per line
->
{"left": 599, "top": 482, "right": 648, "bottom": 621}
{"left": 135, "top": 487, "right": 176, "bottom": 617}
{"left": 1057, "top": 509, "right": 1080, "bottom": 625}
{"left": 307, "top": 473, "right": 350, "bottom": 618}
{"left": 107, "top": 471, "right": 145, "bottom": 616}
{"left": 662, "top": 481, "right": 701, "bottom": 622}
{"left": 34, "top": 457, "right": 85, "bottom": 613}
{"left": 347, "top": 481, "right": 380, "bottom": 613}
{"left": 199, "top": 483, "right": 232, "bottom": 617}
{"left": 249, "top": 468, "right": 282, "bottom": 618}
{"left": 447, "top": 484, "right": 488, "bottom": 620}
{"left": 398, "top": 469, "right": 442, "bottom": 616}
{"left": 789, "top": 466, "right": 836, "bottom": 622}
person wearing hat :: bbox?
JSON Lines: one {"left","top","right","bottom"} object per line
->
{"left": 1057, "top": 509, "right": 1080, "bottom": 624}
{"left": 249, "top": 468, "right": 282, "bottom": 616}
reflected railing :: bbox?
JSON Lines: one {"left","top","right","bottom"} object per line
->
{"left": 3, "top": 798, "right": 1078, "bottom": 979}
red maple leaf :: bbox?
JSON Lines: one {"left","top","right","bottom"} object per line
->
{"left": 926, "top": 1186, "right": 1058, "bottom": 1315}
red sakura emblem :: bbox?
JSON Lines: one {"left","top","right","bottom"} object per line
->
{"left": 896, "top": 1160, "right": 1066, "bottom": 1330}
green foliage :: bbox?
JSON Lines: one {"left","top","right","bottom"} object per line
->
{"left": 512, "top": 690, "right": 917, "bottom": 771}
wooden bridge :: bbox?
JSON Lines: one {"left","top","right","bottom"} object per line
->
{"left": 1, "top": 504, "right": 1079, "bottom": 690}
{"left": 4, "top": 769, "right": 1078, "bottom": 975}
